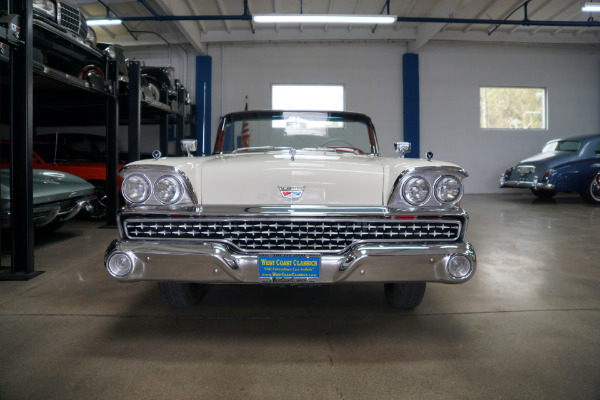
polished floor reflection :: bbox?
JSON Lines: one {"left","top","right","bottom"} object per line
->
{"left": 0, "top": 194, "right": 598, "bottom": 399}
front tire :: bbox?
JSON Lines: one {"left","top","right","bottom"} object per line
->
{"left": 384, "top": 282, "right": 426, "bottom": 309}
{"left": 581, "top": 173, "right": 600, "bottom": 204}
{"left": 158, "top": 282, "right": 206, "bottom": 308}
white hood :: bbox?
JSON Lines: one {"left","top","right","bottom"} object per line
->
{"left": 200, "top": 152, "right": 384, "bottom": 206}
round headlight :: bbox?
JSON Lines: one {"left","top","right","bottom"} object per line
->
{"left": 153, "top": 175, "right": 182, "bottom": 204}
{"left": 402, "top": 176, "right": 431, "bottom": 205}
{"left": 435, "top": 176, "right": 463, "bottom": 204}
{"left": 122, "top": 174, "right": 151, "bottom": 203}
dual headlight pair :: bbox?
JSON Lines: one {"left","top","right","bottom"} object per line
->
{"left": 401, "top": 175, "right": 462, "bottom": 206}
{"left": 122, "top": 174, "right": 183, "bottom": 205}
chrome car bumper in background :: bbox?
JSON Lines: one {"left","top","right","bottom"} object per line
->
{"left": 105, "top": 239, "right": 477, "bottom": 284}
{"left": 499, "top": 176, "right": 555, "bottom": 190}
{"left": 0, "top": 199, "right": 88, "bottom": 229}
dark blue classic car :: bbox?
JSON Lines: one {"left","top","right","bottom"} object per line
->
{"left": 500, "top": 134, "right": 600, "bottom": 204}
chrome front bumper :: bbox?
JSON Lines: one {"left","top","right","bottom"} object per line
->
{"left": 105, "top": 239, "right": 477, "bottom": 285}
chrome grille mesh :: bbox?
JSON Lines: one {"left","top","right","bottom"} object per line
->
{"left": 123, "top": 218, "right": 462, "bottom": 253}
{"left": 58, "top": 2, "right": 88, "bottom": 39}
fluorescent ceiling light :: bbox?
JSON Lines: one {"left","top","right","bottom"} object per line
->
{"left": 86, "top": 19, "right": 123, "bottom": 26}
{"left": 253, "top": 14, "right": 397, "bottom": 24}
{"left": 582, "top": 2, "right": 600, "bottom": 12}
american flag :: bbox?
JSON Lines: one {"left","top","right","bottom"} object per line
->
{"left": 241, "top": 96, "right": 250, "bottom": 148}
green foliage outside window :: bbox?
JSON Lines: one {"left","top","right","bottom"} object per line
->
{"left": 480, "top": 87, "right": 546, "bottom": 130}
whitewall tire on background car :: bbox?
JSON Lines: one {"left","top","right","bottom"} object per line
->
{"left": 582, "top": 173, "right": 600, "bottom": 204}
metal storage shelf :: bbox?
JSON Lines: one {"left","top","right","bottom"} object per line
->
{"left": 1, "top": 5, "right": 189, "bottom": 280}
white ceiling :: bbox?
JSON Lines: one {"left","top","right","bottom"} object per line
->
{"left": 74, "top": 0, "right": 600, "bottom": 54}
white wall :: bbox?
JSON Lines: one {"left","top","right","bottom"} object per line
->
{"left": 419, "top": 42, "right": 600, "bottom": 193}
{"left": 208, "top": 42, "right": 405, "bottom": 156}
{"left": 208, "top": 41, "right": 600, "bottom": 193}
{"left": 34, "top": 41, "right": 598, "bottom": 194}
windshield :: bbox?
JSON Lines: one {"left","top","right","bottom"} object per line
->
{"left": 541, "top": 140, "right": 581, "bottom": 153}
{"left": 215, "top": 111, "right": 378, "bottom": 154}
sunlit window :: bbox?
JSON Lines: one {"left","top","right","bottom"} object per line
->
{"left": 272, "top": 84, "right": 344, "bottom": 111}
{"left": 480, "top": 87, "right": 547, "bottom": 130}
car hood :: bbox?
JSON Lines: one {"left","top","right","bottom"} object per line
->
{"left": 0, "top": 169, "right": 93, "bottom": 206}
{"left": 127, "top": 152, "right": 464, "bottom": 208}
{"left": 200, "top": 152, "right": 385, "bottom": 206}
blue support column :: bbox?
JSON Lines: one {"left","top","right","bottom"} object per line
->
{"left": 403, "top": 53, "right": 420, "bottom": 159}
{"left": 196, "top": 56, "right": 212, "bottom": 156}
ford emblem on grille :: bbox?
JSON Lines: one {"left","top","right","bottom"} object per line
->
{"left": 279, "top": 186, "right": 305, "bottom": 200}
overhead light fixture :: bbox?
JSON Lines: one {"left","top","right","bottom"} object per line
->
{"left": 86, "top": 19, "right": 123, "bottom": 26}
{"left": 253, "top": 14, "right": 397, "bottom": 25}
{"left": 582, "top": 2, "right": 600, "bottom": 12}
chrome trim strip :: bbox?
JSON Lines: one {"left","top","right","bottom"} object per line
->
{"left": 119, "top": 205, "right": 469, "bottom": 219}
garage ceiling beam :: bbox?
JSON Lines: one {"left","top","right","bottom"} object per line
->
{"left": 408, "top": 0, "right": 460, "bottom": 52}
{"left": 396, "top": 15, "right": 599, "bottom": 28}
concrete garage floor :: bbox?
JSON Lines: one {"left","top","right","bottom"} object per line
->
{"left": 0, "top": 194, "right": 598, "bottom": 400}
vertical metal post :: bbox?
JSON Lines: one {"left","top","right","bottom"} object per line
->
{"left": 403, "top": 53, "right": 420, "bottom": 159}
{"left": 196, "top": 56, "right": 212, "bottom": 156}
{"left": 159, "top": 114, "right": 168, "bottom": 156}
{"left": 128, "top": 61, "right": 141, "bottom": 162}
{"left": 202, "top": 82, "right": 206, "bottom": 156}
{"left": 5, "top": 0, "right": 41, "bottom": 279}
{"left": 174, "top": 88, "right": 184, "bottom": 156}
{"left": 105, "top": 60, "right": 119, "bottom": 227}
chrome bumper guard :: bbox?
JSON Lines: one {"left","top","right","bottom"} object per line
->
{"left": 105, "top": 239, "right": 477, "bottom": 285}
{"left": 34, "top": 199, "right": 88, "bottom": 227}
{"left": 0, "top": 199, "right": 87, "bottom": 229}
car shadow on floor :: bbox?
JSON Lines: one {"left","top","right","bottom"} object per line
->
{"left": 0, "top": 228, "right": 80, "bottom": 253}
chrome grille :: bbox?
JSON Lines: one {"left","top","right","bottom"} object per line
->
{"left": 123, "top": 218, "right": 463, "bottom": 253}
{"left": 516, "top": 165, "right": 536, "bottom": 174}
{"left": 58, "top": 2, "right": 88, "bottom": 40}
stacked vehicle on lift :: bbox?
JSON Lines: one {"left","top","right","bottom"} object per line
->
{"left": 0, "top": 0, "right": 192, "bottom": 229}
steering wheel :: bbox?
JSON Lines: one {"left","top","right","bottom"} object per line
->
{"left": 319, "top": 138, "right": 356, "bottom": 148}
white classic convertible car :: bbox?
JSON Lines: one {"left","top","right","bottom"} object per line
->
{"left": 105, "top": 110, "right": 476, "bottom": 309}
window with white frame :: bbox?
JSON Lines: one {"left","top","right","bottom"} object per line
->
{"left": 272, "top": 84, "right": 344, "bottom": 111}
{"left": 480, "top": 87, "right": 547, "bottom": 130}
